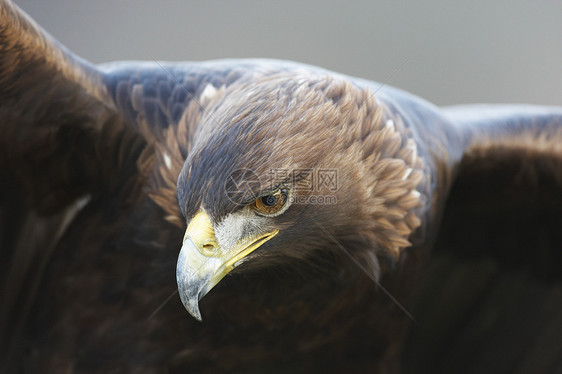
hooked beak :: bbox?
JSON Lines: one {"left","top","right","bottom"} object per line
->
{"left": 176, "top": 211, "right": 278, "bottom": 321}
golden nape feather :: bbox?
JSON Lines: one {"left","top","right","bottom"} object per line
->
{"left": 1, "top": 0, "right": 562, "bottom": 373}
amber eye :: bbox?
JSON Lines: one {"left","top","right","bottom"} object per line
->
{"left": 253, "top": 189, "right": 289, "bottom": 216}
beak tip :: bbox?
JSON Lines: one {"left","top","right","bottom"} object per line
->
{"left": 189, "top": 306, "right": 203, "bottom": 322}
{"left": 178, "top": 288, "right": 203, "bottom": 321}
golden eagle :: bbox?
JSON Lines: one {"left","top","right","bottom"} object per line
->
{"left": 1, "top": 1, "right": 561, "bottom": 372}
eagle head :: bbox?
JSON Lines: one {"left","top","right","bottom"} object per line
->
{"left": 175, "top": 73, "right": 425, "bottom": 320}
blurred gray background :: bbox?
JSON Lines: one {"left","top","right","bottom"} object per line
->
{"left": 15, "top": 0, "right": 562, "bottom": 106}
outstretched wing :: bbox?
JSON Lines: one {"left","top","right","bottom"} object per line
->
{"left": 0, "top": 0, "right": 138, "bottom": 367}
{"left": 402, "top": 105, "right": 562, "bottom": 372}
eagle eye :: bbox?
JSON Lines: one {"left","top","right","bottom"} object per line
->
{"left": 252, "top": 188, "right": 289, "bottom": 216}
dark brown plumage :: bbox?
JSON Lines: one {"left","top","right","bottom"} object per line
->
{"left": 1, "top": 1, "right": 562, "bottom": 372}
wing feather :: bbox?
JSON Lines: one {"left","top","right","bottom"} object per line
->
{"left": 0, "top": 2, "right": 140, "bottom": 368}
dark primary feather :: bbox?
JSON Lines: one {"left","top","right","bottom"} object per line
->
{"left": 1, "top": 0, "right": 562, "bottom": 372}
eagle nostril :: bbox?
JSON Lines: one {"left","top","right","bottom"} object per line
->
{"left": 199, "top": 241, "right": 220, "bottom": 256}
